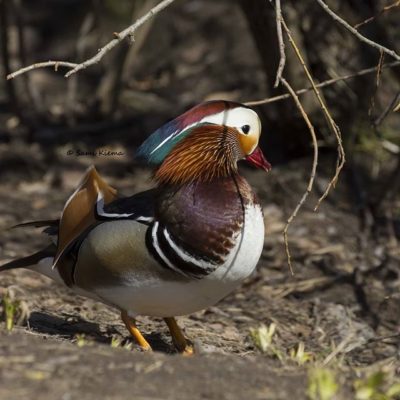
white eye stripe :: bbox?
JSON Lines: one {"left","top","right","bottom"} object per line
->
{"left": 200, "top": 107, "right": 260, "bottom": 133}
{"left": 149, "top": 107, "right": 261, "bottom": 156}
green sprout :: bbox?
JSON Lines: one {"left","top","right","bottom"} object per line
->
{"left": 74, "top": 333, "right": 88, "bottom": 347}
{"left": 307, "top": 367, "right": 338, "bottom": 400}
{"left": 354, "top": 371, "right": 400, "bottom": 400}
{"left": 290, "top": 342, "right": 314, "bottom": 365}
{"left": 249, "top": 323, "right": 283, "bottom": 360}
{"left": 1, "top": 290, "right": 21, "bottom": 331}
{"left": 111, "top": 336, "right": 133, "bottom": 350}
{"left": 386, "top": 383, "right": 400, "bottom": 399}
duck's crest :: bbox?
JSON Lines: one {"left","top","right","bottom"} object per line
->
{"left": 136, "top": 101, "right": 243, "bottom": 165}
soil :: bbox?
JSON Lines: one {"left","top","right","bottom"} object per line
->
{"left": 0, "top": 146, "right": 399, "bottom": 399}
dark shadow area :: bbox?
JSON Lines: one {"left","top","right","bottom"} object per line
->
{"left": 28, "top": 311, "right": 175, "bottom": 353}
{"left": 28, "top": 311, "right": 109, "bottom": 343}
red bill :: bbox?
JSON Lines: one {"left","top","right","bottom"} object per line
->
{"left": 245, "top": 146, "right": 271, "bottom": 172}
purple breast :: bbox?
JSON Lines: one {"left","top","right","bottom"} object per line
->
{"left": 156, "top": 175, "right": 256, "bottom": 264}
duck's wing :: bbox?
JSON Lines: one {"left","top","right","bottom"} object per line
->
{"left": 55, "top": 167, "right": 156, "bottom": 265}
{"left": 95, "top": 189, "right": 155, "bottom": 224}
{"left": 53, "top": 166, "right": 118, "bottom": 268}
{"left": 0, "top": 167, "right": 158, "bottom": 289}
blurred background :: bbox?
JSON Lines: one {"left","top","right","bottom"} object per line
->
{"left": 0, "top": 1, "right": 400, "bottom": 396}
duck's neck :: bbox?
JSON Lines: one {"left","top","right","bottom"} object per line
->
{"left": 155, "top": 175, "right": 258, "bottom": 264}
{"left": 154, "top": 125, "right": 241, "bottom": 186}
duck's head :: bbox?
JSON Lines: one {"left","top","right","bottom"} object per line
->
{"left": 136, "top": 101, "right": 271, "bottom": 185}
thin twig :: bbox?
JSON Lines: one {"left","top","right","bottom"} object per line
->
{"left": 281, "top": 78, "right": 319, "bottom": 275}
{"left": 280, "top": 17, "right": 345, "bottom": 210}
{"left": 245, "top": 61, "right": 400, "bottom": 106}
{"left": 7, "top": 0, "right": 176, "bottom": 80}
{"left": 7, "top": 61, "right": 79, "bottom": 80}
{"left": 354, "top": 0, "right": 400, "bottom": 29}
{"left": 323, "top": 333, "right": 354, "bottom": 365}
{"left": 363, "top": 333, "right": 400, "bottom": 345}
{"left": 368, "top": 51, "right": 385, "bottom": 120}
{"left": 64, "top": 0, "right": 176, "bottom": 78}
{"left": 374, "top": 91, "right": 400, "bottom": 126}
{"left": 316, "top": 0, "right": 400, "bottom": 61}
{"left": 273, "top": 0, "right": 286, "bottom": 88}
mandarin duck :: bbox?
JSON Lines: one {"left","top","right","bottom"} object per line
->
{"left": 0, "top": 101, "right": 270, "bottom": 354}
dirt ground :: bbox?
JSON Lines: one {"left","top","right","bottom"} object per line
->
{"left": 0, "top": 145, "right": 399, "bottom": 399}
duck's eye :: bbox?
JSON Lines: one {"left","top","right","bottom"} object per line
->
{"left": 241, "top": 125, "right": 250, "bottom": 134}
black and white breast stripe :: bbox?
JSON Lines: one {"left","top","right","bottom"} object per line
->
{"left": 146, "top": 221, "right": 219, "bottom": 279}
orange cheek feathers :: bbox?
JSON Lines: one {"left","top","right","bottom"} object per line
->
{"left": 239, "top": 133, "right": 259, "bottom": 156}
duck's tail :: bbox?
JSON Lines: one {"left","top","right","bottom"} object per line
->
{"left": 1, "top": 219, "right": 58, "bottom": 277}
{"left": 0, "top": 246, "right": 55, "bottom": 273}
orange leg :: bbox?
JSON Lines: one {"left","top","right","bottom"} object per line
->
{"left": 121, "top": 311, "right": 152, "bottom": 351}
{"left": 164, "top": 317, "right": 194, "bottom": 355}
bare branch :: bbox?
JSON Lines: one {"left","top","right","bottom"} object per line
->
{"left": 245, "top": 61, "right": 400, "bottom": 106}
{"left": 316, "top": 0, "right": 400, "bottom": 62}
{"left": 368, "top": 51, "right": 385, "bottom": 120}
{"left": 65, "top": 0, "right": 176, "bottom": 78}
{"left": 280, "top": 17, "right": 345, "bottom": 210}
{"left": 7, "top": 61, "right": 79, "bottom": 80}
{"left": 273, "top": 0, "right": 286, "bottom": 88}
{"left": 373, "top": 91, "right": 400, "bottom": 149}
{"left": 7, "top": 0, "right": 177, "bottom": 80}
{"left": 354, "top": 0, "right": 400, "bottom": 29}
{"left": 280, "top": 78, "right": 318, "bottom": 275}
{"left": 392, "top": 96, "right": 400, "bottom": 112}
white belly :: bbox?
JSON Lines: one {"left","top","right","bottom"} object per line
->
{"left": 94, "top": 204, "right": 265, "bottom": 317}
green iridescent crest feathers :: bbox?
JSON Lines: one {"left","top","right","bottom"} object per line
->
{"left": 135, "top": 101, "right": 246, "bottom": 165}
